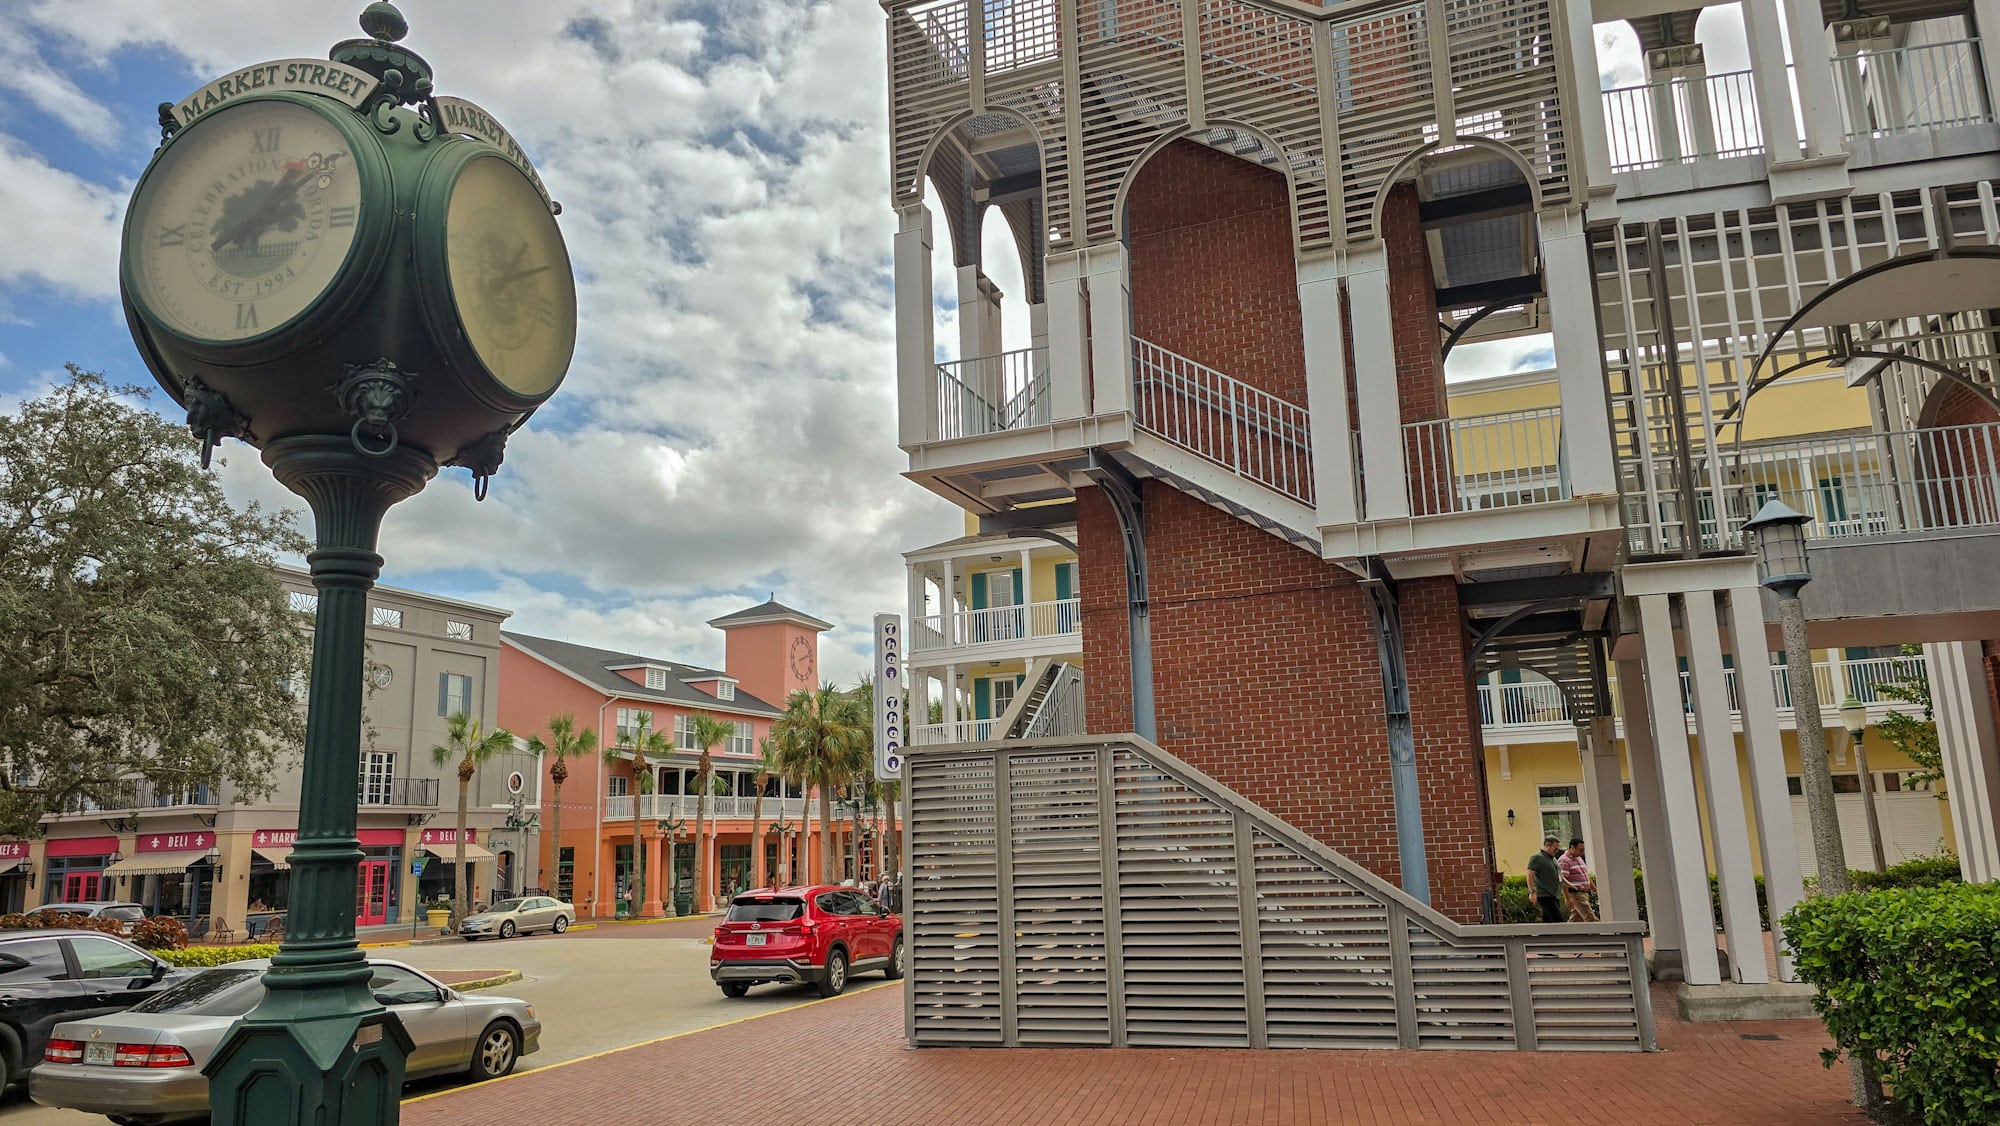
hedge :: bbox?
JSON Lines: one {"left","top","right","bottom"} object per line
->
{"left": 1783, "top": 883, "right": 2000, "bottom": 1126}
{"left": 1848, "top": 853, "right": 1962, "bottom": 891}
{"left": 160, "top": 944, "right": 280, "bottom": 967}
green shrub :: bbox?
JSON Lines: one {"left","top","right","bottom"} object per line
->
{"left": 1783, "top": 883, "right": 2000, "bottom": 1126}
{"left": 1496, "top": 876, "right": 1537, "bottom": 923}
{"left": 1708, "top": 872, "right": 1770, "bottom": 931}
{"left": 1849, "top": 854, "right": 1962, "bottom": 891}
{"left": 161, "top": 944, "right": 279, "bottom": 967}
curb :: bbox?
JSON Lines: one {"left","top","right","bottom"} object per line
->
{"left": 442, "top": 970, "right": 523, "bottom": 992}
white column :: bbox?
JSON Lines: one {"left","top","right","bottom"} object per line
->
{"left": 1345, "top": 245, "right": 1407, "bottom": 520}
{"left": 1298, "top": 254, "right": 1360, "bottom": 527}
{"left": 940, "top": 558, "right": 957, "bottom": 645}
{"left": 1678, "top": 64, "right": 1719, "bottom": 158}
{"left": 1649, "top": 77, "right": 1686, "bottom": 165}
{"left": 1578, "top": 716, "right": 1640, "bottom": 922}
{"left": 1637, "top": 594, "right": 1722, "bottom": 986}
{"left": 1741, "top": 0, "right": 1805, "bottom": 162}
{"left": 1044, "top": 251, "right": 1090, "bottom": 422}
{"left": 1724, "top": 588, "right": 1804, "bottom": 982}
{"left": 1683, "top": 591, "right": 1768, "bottom": 985}
{"left": 1029, "top": 301, "right": 1049, "bottom": 354}
{"left": 1974, "top": 0, "right": 2000, "bottom": 135}
{"left": 1540, "top": 210, "right": 1618, "bottom": 499}
{"left": 1618, "top": 658, "right": 1686, "bottom": 960}
{"left": 1019, "top": 547, "right": 1034, "bottom": 627}
{"left": 894, "top": 204, "right": 936, "bottom": 448}
{"left": 1929, "top": 640, "right": 2000, "bottom": 883}
{"left": 906, "top": 565, "right": 924, "bottom": 624}
{"left": 1781, "top": 0, "right": 1847, "bottom": 157}
{"left": 1082, "top": 243, "right": 1133, "bottom": 417}
{"left": 958, "top": 266, "right": 1004, "bottom": 411}
{"left": 1560, "top": 0, "right": 1615, "bottom": 194}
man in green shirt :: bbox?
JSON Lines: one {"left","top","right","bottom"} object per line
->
{"left": 1527, "top": 836, "right": 1564, "bottom": 923}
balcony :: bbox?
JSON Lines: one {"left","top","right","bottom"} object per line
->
{"left": 358, "top": 777, "right": 440, "bottom": 808}
{"left": 58, "top": 781, "right": 219, "bottom": 814}
{"left": 1404, "top": 407, "right": 1569, "bottom": 516}
{"left": 603, "top": 794, "right": 807, "bottom": 821}
{"left": 1600, "top": 68, "right": 1765, "bottom": 174}
{"left": 1832, "top": 37, "right": 1992, "bottom": 140}
{"left": 1479, "top": 655, "right": 1928, "bottom": 732}
{"left": 911, "top": 597, "right": 1081, "bottom": 655}
{"left": 1132, "top": 336, "right": 1314, "bottom": 506}
{"left": 932, "top": 348, "right": 1050, "bottom": 441}
{"left": 912, "top": 719, "right": 997, "bottom": 745}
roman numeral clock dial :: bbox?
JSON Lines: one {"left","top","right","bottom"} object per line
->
{"left": 124, "top": 99, "right": 369, "bottom": 344}
{"left": 439, "top": 154, "right": 577, "bottom": 399}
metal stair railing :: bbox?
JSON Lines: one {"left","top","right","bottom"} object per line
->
{"left": 1021, "top": 663, "right": 1083, "bottom": 738}
{"left": 1131, "top": 335, "right": 1315, "bottom": 505}
{"left": 903, "top": 733, "right": 1653, "bottom": 1052}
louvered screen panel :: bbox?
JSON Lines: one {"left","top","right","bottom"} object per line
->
{"left": 1524, "top": 940, "right": 1644, "bottom": 1051}
{"left": 1195, "top": 1, "right": 1332, "bottom": 252}
{"left": 1327, "top": 3, "right": 1433, "bottom": 243}
{"left": 890, "top": 2, "right": 971, "bottom": 202}
{"left": 1406, "top": 922, "right": 1517, "bottom": 1049}
{"left": 1077, "top": 0, "right": 1191, "bottom": 246}
{"left": 1443, "top": 0, "right": 1568, "bottom": 205}
{"left": 907, "top": 752, "right": 1004, "bottom": 1045}
{"left": 989, "top": 78, "right": 1073, "bottom": 255}
{"left": 1112, "top": 750, "right": 1249, "bottom": 1047}
{"left": 1008, "top": 752, "right": 1111, "bottom": 1045}
{"left": 1251, "top": 830, "right": 1399, "bottom": 1048}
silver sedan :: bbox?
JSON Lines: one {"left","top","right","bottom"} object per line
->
{"left": 458, "top": 894, "right": 575, "bottom": 940}
{"left": 28, "top": 958, "right": 539, "bottom": 1124}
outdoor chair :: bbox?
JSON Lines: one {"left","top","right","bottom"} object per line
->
{"left": 209, "top": 917, "right": 236, "bottom": 944}
{"left": 264, "top": 916, "right": 285, "bottom": 941}
{"left": 187, "top": 916, "right": 211, "bottom": 943}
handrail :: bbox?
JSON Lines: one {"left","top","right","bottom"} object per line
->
{"left": 933, "top": 348, "right": 1049, "bottom": 441}
{"left": 911, "top": 597, "right": 1081, "bottom": 652}
{"left": 1832, "top": 37, "right": 1991, "bottom": 139}
{"left": 1132, "top": 335, "right": 1315, "bottom": 505}
{"left": 1404, "top": 406, "right": 1568, "bottom": 515}
{"left": 1598, "top": 67, "right": 1765, "bottom": 173}
{"left": 1477, "top": 655, "right": 1930, "bottom": 728}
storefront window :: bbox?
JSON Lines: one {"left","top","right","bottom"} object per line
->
{"left": 556, "top": 847, "right": 574, "bottom": 902}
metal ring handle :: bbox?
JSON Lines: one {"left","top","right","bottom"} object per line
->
{"left": 351, "top": 417, "right": 399, "bottom": 458}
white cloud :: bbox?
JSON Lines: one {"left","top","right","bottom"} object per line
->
{"left": 1444, "top": 333, "right": 1556, "bottom": 383}
{"left": 0, "top": 135, "right": 126, "bottom": 301}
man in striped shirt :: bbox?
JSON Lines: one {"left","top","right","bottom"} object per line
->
{"left": 1559, "top": 838, "right": 1598, "bottom": 922}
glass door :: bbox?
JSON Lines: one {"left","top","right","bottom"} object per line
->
{"left": 63, "top": 873, "right": 100, "bottom": 902}
{"left": 355, "top": 861, "right": 389, "bottom": 926}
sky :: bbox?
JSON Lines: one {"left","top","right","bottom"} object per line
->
{"left": 0, "top": 1, "right": 1744, "bottom": 686}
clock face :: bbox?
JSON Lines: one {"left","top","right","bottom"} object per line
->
{"left": 789, "top": 636, "right": 815, "bottom": 684}
{"left": 370, "top": 664, "right": 393, "bottom": 690}
{"left": 443, "top": 154, "right": 578, "bottom": 398}
{"left": 125, "top": 99, "right": 365, "bottom": 343}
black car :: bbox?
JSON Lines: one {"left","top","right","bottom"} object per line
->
{"left": 0, "top": 929, "right": 181, "bottom": 1090}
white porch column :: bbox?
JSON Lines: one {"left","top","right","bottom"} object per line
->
{"left": 1975, "top": 0, "right": 2000, "bottom": 134}
{"left": 1741, "top": 0, "right": 1805, "bottom": 161}
{"left": 1044, "top": 251, "right": 1090, "bottom": 422}
{"left": 1618, "top": 657, "right": 1687, "bottom": 963}
{"left": 1578, "top": 715, "right": 1640, "bottom": 922}
{"left": 894, "top": 203, "right": 936, "bottom": 448}
{"left": 1345, "top": 245, "right": 1407, "bottom": 520}
{"left": 1082, "top": 243, "right": 1133, "bottom": 417}
{"left": 1683, "top": 591, "right": 1768, "bottom": 985}
{"left": 1298, "top": 253, "right": 1359, "bottom": 526}
{"left": 1019, "top": 546, "right": 1034, "bottom": 626}
{"left": 958, "top": 266, "right": 1005, "bottom": 410}
{"left": 1560, "top": 0, "right": 1616, "bottom": 194}
{"left": 1637, "top": 594, "right": 1723, "bottom": 986}
{"left": 1725, "top": 588, "right": 1804, "bottom": 981}
{"left": 940, "top": 558, "right": 957, "bottom": 645}
{"left": 1929, "top": 640, "right": 2000, "bottom": 882}
{"left": 1539, "top": 210, "right": 1618, "bottom": 498}
{"left": 1781, "top": 0, "right": 1847, "bottom": 157}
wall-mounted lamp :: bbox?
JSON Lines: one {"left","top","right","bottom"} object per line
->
{"left": 26, "top": 870, "right": 35, "bottom": 890}
{"left": 206, "top": 847, "right": 223, "bottom": 880}
{"left": 1506, "top": 809, "right": 1516, "bottom": 827}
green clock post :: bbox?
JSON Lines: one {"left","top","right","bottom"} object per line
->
{"left": 117, "top": 4, "right": 578, "bottom": 1122}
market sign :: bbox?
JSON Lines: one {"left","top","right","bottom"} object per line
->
{"left": 252, "top": 830, "right": 299, "bottom": 848}
{"left": 0, "top": 842, "right": 27, "bottom": 861}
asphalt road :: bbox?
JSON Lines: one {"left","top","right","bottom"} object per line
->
{"left": 2, "top": 929, "right": 895, "bottom": 1123}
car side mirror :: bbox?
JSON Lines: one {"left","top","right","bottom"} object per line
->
{"left": 148, "top": 960, "right": 169, "bottom": 982}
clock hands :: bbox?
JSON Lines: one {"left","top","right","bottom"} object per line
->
{"left": 491, "top": 264, "right": 553, "bottom": 289}
{"left": 209, "top": 151, "right": 348, "bottom": 253}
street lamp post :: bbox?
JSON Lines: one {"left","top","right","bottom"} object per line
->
{"left": 1743, "top": 500, "right": 1850, "bottom": 897}
{"left": 116, "top": 6, "right": 576, "bottom": 1120}
{"left": 1840, "top": 697, "right": 1888, "bottom": 873}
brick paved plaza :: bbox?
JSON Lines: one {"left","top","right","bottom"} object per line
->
{"left": 403, "top": 980, "right": 1865, "bottom": 1125}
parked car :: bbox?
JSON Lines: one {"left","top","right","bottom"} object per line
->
{"left": 710, "top": 885, "right": 904, "bottom": 999}
{"left": 29, "top": 957, "right": 539, "bottom": 1124}
{"left": 22, "top": 902, "right": 147, "bottom": 931}
{"left": 0, "top": 929, "right": 183, "bottom": 1091}
{"left": 458, "top": 895, "right": 574, "bottom": 940}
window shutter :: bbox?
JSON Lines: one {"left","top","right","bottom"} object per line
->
{"left": 970, "top": 571, "right": 988, "bottom": 610}
{"left": 1011, "top": 568, "right": 1023, "bottom": 605}
{"left": 437, "top": 672, "right": 449, "bottom": 716}
{"left": 1054, "top": 562, "right": 1073, "bottom": 601}
{"left": 974, "top": 678, "right": 991, "bottom": 720}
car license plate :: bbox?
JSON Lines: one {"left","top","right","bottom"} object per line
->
{"left": 746, "top": 933, "right": 767, "bottom": 946}
{"left": 85, "top": 1042, "right": 115, "bottom": 1066}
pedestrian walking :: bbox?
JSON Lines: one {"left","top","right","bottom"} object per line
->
{"left": 1527, "top": 836, "right": 1565, "bottom": 923}
{"left": 1559, "top": 838, "right": 1598, "bottom": 922}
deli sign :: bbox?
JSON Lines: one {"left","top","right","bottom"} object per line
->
{"left": 419, "top": 828, "right": 476, "bottom": 845}
{"left": 139, "top": 832, "right": 212, "bottom": 854}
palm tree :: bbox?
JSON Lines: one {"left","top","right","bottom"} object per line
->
{"left": 771, "top": 684, "right": 868, "bottom": 884}
{"left": 604, "top": 711, "right": 670, "bottom": 916}
{"left": 750, "top": 736, "right": 782, "bottom": 889}
{"left": 879, "top": 777, "right": 902, "bottom": 880}
{"left": 429, "top": 712, "right": 515, "bottom": 920}
{"left": 524, "top": 714, "right": 596, "bottom": 902}
{"left": 688, "top": 714, "right": 736, "bottom": 912}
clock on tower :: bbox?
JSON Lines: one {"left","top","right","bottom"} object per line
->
{"left": 789, "top": 635, "right": 815, "bottom": 685}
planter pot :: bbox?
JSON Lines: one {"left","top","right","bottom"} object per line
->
{"left": 673, "top": 893, "right": 694, "bottom": 916}
{"left": 426, "top": 909, "right": 451, "bottom": 932}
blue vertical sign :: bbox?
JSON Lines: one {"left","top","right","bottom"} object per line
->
{"left": 873, "top": 613, "right": 903, "bottom": 779}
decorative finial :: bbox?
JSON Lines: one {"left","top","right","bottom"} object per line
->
{"left": 360, "top": 2, "right": 408, "bottom": 43}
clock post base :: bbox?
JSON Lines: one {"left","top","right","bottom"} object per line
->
{"left": 203, "top": 435, "right": 436, "bottom": 1125}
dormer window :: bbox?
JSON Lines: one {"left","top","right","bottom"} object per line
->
{"left": 718, "top": 682, "right": 735, "bottom": 701}
{"left": 645, "top": 667, "right": 667, "bottom": 690}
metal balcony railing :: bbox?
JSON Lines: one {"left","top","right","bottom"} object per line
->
{"left": 1132, "top": 336, "right": 1314, "bottom": 504}
{"left": 358, "top": 777, "right": 440, "bottom": 808}
{"left": 1833, "top": 37, "right": 1991, "bottom": 139}
{"left": 1599, "top": 68, "right": 1765, "bottom": 173}
{"left": 1404, "top": 406, "right": 1568, "bottom": 516}
{"left": 603, "top": 794, "right": 807, "bottom": 821}
{"left": 933, "top": 348, "right": 1050, "bottom": 441}
{"left": 911, "top": 719, "right": 998, "bottom": 745}
{"left": 1720, "top": 422, "right": 2000, "bottom": 547}
{"left": 1477, "top": 655, "right": 1929, "bottom": 730}
{"left": 912, "top": 597, "right": 1081, "bottom": 653}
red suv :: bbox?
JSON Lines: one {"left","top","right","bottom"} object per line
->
{"left": 710, "top": 885, "right": 904, "bottom": 999}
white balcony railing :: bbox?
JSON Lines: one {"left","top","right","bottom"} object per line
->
{"left": 1404, "top": 406, "right": 1568, "bottom": 516}
{"left": 912, "top": 597, "right": 1081, "bottom": 653}
{"left": 1721, "top": 422, "right": 2000, "bottom": 547}
{"left": 1599, "top": 68, "right": 1765, "bottom": 173}
{"left": 1132, "top": 335, "right": 1314, "bottom": 505}
{"left": 1833, "top": 38, "right": 1992, "bottom": 139}
{"left": 912, "top": 719, "right": 998, "bottom": 745}
{"left": 604, "top": 795, "right": 807, "bottom": 821}
{"left": 1479, "top": 656, "right": 1928, "bottom": 730}
{"left": 933, "top": 348, "right": 1050, "bottom": 441}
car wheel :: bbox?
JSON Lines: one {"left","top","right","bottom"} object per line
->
{"left": 469, "top": 1021, "right": 519, "bottom": 1080}
{"left": 885, "top": 935, "right": 906, "bottom": 980}
{"left": 720, "top": 981, "right": 750, "bottom": 998}
{"left": 552, "top": 915, "right": 568, "bottom": 934}
{"left": 499, "top": 920, "right": 516, "bottom": 939}
{"left": 816, "top": 948, "right": 848, "bottom": 998}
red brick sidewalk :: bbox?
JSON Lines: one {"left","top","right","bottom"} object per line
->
{"left": 403, "top": 976, "right": 1864, "bottom": 1125}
